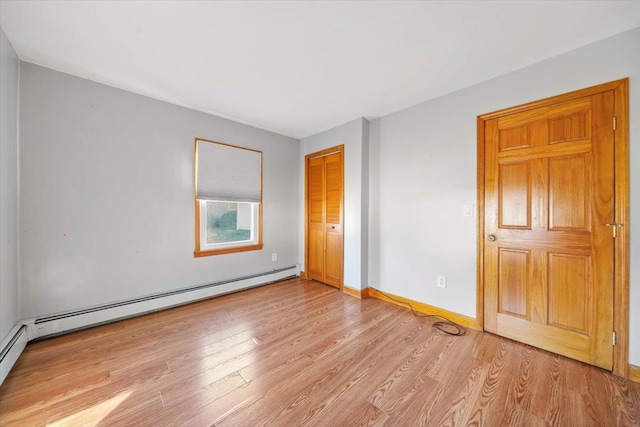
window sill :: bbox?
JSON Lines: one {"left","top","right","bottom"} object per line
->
{"left": 194, "top": 243, "right": 264, "bottom": 258}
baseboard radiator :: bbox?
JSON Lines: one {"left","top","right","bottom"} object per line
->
{"left": 0, "top": 325, "right": 28, "bottom": 386}
{"left": 0, "top": 265, "right": 299, "bottom": 385}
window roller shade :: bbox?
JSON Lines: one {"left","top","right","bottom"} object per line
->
{"left": 196, "top": 140, "right": 262, "bottom": 203}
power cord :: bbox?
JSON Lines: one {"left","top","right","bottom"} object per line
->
{"left": 370, "top": 287, "right": 466, "bottom": 336}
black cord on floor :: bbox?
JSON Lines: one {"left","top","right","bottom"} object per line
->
{"left": 370, "top": 287, "right": 466, "bottom": 336}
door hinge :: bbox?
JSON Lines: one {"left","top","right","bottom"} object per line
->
{"left": 613, "top": 116, "right": 617, "bottom": 131}
{"left": 613, "top": 331, "right": 617, "bottom": 346}
{"left": 605, "top": 223, "right": 623, "bottom": 238}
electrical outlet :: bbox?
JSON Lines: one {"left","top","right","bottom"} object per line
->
{"left": 437, "top": 275, "right": 447, "bottom": 288}
{"left": 271, "top": 253, "right": 277, "bottom": 262}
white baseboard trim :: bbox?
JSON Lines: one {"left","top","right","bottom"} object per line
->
{"left": 0, "top": 265, "right": 300, "bottom": 385}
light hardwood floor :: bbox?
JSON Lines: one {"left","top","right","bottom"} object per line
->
{"left": 1, "top": 278, "right": 638, "bottom": 426}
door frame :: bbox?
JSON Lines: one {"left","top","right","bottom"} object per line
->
{"left": 476, "top": 79, "right": 629, "bottom": 377}
{"left": 304, "top": 144, "right": 345, "bottom": 290}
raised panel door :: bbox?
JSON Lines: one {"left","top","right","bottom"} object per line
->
{"left": 484, "top": 92, "right": 614, "bottom": 369}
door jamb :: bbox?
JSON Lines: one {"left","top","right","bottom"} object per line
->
{"left": 476, "top": 79, "right": 629, "bottom": 377}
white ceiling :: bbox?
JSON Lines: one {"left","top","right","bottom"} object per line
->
{"left": 1, "top": 1, "right": 639, "bottom": 139}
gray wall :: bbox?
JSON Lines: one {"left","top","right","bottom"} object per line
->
{"left": 19, "top": 62, "right": 299, "bottom": 318}
{"left": 369, "top": 27, "right": 640, "bottom": 364}
{"left": 0, "top": 27, "right": 20, "bottom": 343}
{"left": 299, "top": 118, "right": 369, "bottom": 290}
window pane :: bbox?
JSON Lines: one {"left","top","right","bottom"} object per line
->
{"left": 205, "top": 201, "right": 253, "bottom": 244}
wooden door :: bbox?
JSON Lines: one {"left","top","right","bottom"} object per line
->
{"left": 483, "top": 90, "right": 616, "bottom": 369}
{"left": 306, "top": 146, "right": 343, "bottom": 288}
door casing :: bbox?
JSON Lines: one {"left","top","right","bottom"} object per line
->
{"left": 476, "top": 79, "right": 629, "bottom": 377}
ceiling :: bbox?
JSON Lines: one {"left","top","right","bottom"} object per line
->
{"left": 1, "top": 1, "right": 639, "bottom": 139}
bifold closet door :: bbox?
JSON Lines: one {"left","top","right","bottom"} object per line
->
{"left": 307, "top": 149, "right": 343, "bottom": 288}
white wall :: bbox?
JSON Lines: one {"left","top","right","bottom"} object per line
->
{"left": 369, "top": 27, "right": 640, "bottom": 364}
{"left": 0, "top": 27, "right": 20, "bottom": 342}
{"left": 299, "top": 118, "right": 369, "bottom": 290}
{"left": 19, "top": 62, "right": 299, "bottom": 318}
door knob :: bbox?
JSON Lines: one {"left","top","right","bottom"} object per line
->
{"left": 487, "top": 234, "right": 496, "bottom": 242}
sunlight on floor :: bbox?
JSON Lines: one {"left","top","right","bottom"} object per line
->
{"left": 48, "top": 390, "right": 133, "bottom": 426}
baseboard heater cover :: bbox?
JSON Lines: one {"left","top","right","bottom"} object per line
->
{"left": 32, "top": 265, "right": 299, "bottom": 340}
{"left": 0, "top": 325, "right": 28, "bottom": 386}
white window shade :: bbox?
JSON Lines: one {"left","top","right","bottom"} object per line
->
{"left": 196, "top": 140, "right": 262, "bottom": 203}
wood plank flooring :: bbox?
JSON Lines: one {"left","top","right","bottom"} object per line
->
{"left": 1, "top": 278, "right": 638, "bottom": 426}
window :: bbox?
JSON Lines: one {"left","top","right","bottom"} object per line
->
{"left": 194, "top": 138, "right": 263, "bottom": 256}
{"left": 200, "top": 200, "right": 259, "bottom": 249}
